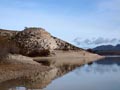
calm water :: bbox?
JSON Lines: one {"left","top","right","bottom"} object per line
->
{"left": 1, "top": 57, "right": 120, "bottom": 90}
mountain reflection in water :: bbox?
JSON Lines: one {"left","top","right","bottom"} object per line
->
{"left": 0, "top": 57, "right": 120, "bottom": 90}
{"left": 75, "top": 57, "right": 120, "bottom": 74}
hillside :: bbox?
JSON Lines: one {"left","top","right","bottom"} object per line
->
{"left": 0, "top": 27, "right": 84, "bottom": 57}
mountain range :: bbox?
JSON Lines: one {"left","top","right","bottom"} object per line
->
{"left": 93, "top": 44, "right": 120, "bottom": 51}
{"left": 91, "top": 44, "right": 120, "bottom": 55}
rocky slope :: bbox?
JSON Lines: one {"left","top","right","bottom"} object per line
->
{"left": 0, "top": 27, "right": 83, "bottom": 57}
{"left": 53, "top": 36, "right": 81, "bottom": 50}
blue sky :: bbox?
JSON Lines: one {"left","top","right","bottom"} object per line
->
{"left": 0, "top": 0, "right": 120, "bottom": 48}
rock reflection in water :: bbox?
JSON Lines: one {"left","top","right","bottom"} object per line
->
{"left": 44, "top": 57, "right": 120, "bottom": 90}
{"left": 0, "top": 55, "right": 102, "bottom": 90}
{"left": 0, "top": 64, "right": 80, "bottom": 90}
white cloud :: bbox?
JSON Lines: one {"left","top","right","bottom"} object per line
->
{"left": 73, "top": 37, "right": 120, "bottom": 48}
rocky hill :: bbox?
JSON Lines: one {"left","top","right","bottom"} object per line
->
{"left": 0, "top": 27, "right": 83, "bottom": 57}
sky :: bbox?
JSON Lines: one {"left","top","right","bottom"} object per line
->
{"left": 0, "top": 0, "right": 120, "bottom": 48}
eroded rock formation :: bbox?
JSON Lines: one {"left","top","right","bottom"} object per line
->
{"left": 13, "top": 27, "right": 57, "bottom": 56}
{"left": 0, "top": 27, "right": 82, "bottom": 57}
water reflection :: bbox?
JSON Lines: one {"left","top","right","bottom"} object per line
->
{"left": 0, "top": 64, "right": 79, "bottom": 90}
{"left": 44, "top": 57, "right": 120, "bottom": 90}
{"left": 0, "top": 57, "right": 120, "bottom": 90}
{"left": 75, "top": 57, "right": 120, "bottom": 75}
{"left": 75, "top": 63, "right": 120, "bottom": 75}
{"left": 96, "top": 57, "right": 120, "bottom": 65}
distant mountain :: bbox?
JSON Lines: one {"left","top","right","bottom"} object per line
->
{"left": 93, "top": 44, "right": 120, "bottom": 51}
{"left": 91, "top": 44, "right": 120, "bottom": 55}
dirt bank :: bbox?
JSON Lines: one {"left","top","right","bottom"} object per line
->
{"left": 33, "top": 50, "right": 104, "bottom": 67}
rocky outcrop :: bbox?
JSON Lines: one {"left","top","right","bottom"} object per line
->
{"left": 13, "top": 27, "right": 57, "bottom": 56}
{"left": 53, "top": 36, "right": 82, "bottom": 50}
{"left": 0, "top": 27, "right": 83, "bottom": 57}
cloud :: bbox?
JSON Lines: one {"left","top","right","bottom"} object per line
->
{"left": 93, "top": 38, "right": 110, "bottom": 44}
{"left": 73, "top": 37, "right": 120, "bottom": 48}
{"left": 0, "top": 0, "right": 120, "bottom": 44}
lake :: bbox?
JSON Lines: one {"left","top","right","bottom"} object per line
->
{"left": 1, "top": 56, "right": 120, "bottom": 90}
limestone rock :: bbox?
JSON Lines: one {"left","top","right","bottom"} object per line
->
{"left": 14, "top": 27, "right": 57, "bottom": 56}
{"left": 53, "top": 36, "right": 82, "bottom": 50}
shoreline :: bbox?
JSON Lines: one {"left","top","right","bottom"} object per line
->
{"left": 33, "top": 50, "right": 104, "bottom": 67}
{"left": 0, "top": 50, "right": 104, "bottom": 89}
